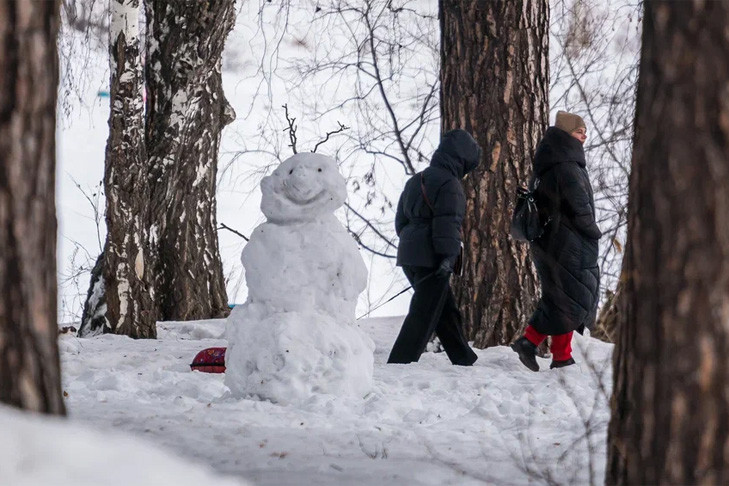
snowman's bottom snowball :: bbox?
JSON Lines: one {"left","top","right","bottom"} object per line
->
{"left": 224, "top": 304, "right": 375, "bottom": 405}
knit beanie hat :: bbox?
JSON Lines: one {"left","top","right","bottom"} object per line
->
{"left": 554, "top": 110, "right": 586, "bottom": 134}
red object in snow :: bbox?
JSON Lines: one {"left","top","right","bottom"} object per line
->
{"left": 190, "top": 347, "right": 227, "bottom": 373}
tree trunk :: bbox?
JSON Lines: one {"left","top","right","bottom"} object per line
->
{"left": 145, "top": 0, "right": 236, "bottom": 321}
{"left": 94, "top": 0, "right": 157, "bottom": 339}
{"left": 440, "top": 0, "right": 548, "bottom": 347}
{"left": 606, "top": 2, "right": 729, "bottom": 484}
{"left": 80, "top": 0, "right": 236, "bottom": 334}
{"left": 0, "top": 0, "right": 65, "bottom": 414}
{"left": 78, "top": 253, "right": 108, "bottom": 337}
{"left": 590, "top": 286, "right": 618, "bottom": 343}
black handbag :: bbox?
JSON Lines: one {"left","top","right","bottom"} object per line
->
{"left": 511, "top": 179, "right": 545, "bottom": 242}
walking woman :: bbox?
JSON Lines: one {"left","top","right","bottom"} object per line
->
{"left": 511, "top": 111, "right": 602, "bottom": 371}
{"left": 388, "top": 129, "right": 480, "bottom": 366}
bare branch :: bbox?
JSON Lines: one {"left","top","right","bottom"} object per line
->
{"left": 218, "top": 223, "right": 250, "bottom": 242}
{"left": 312, "top": 121, "right": 350, "bottom": 153}
{"left": 282, "top": 103, "right": 298, "bottom": 154}
{"left": 348, "top": 229, "right": 396, "bottom": 259}
{"left": 345, "top": 202, "right": 397, "bottom": 249}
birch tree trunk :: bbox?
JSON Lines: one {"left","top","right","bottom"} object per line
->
{"left": 607, "top": 2, "right": 729, "bottom": 483}
{"left": 440, "top": 0, "right": 548, "bottom": 347}
{"left": 0, "top": 0, "right": 65, "bottom": 414}
{"left": 145, "top": 0, "right": 236, "bottom": 321}
{"left": 87, "top": 0, "right": 157, "bottom": 339}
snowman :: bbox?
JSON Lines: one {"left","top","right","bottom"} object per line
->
{"left": 224, "top": 153, "right": 374, "bottom": 404}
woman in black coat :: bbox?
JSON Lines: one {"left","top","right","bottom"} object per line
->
{"left": 388, "top": 129, "right": 481, "bottom": 366}
{"left": 511, "top": 111, "right": 601, "bottom": 371}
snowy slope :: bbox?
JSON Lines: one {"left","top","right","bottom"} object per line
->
{"left": 0, "top": 405, "right": 249, "bottom": 486}
{"left": 59, "top": 317, "right": 613, "bottom": 486}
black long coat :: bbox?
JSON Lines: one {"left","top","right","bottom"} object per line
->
{"left": 395, "top": 129, "right": 481, "bottom": 268}
{"left": 529, "top": 127, "right": 601, "bottom": 335}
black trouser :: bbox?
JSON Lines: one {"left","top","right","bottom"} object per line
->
{"left": 387, "top": 265, "right": 477, "bottom": 366}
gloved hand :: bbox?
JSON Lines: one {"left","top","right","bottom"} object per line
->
{"left": 435, "top": 255, "right": 457, "bottom": 278}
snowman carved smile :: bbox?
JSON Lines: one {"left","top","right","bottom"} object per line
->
{"left": 282, "top": 181, "right": 327, "bottom": 206}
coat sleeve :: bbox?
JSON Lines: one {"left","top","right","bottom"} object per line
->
{"left": 559, "top": 165, "right": 602, "bottom": 240}
{"left": 431, "top": 179, "right": 464, "bottom": 258}
{"left": 395, "top": 192, "right": 408, "bottom": 237}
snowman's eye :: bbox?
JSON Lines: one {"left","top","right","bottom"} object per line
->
{"left": 318, "top": 168, "right": 322, "bottom": 172}
{"left": 289, "top": 169, "right": 293, "bottom": 175}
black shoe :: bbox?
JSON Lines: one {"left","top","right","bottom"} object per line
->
{"left": 510, "top": 337, "right": 539, "bottom": 372}
{"left": 550, "top": 357, "right": 576, "bottom": 369}
{"left": 451, "top": 353, "right": 478, "bottom": 366}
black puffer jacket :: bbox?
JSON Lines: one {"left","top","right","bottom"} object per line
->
{"left": 395, "top": 129, "right": 481, "bottom": 268}
{"left": 529, "top": 127, "right": 601, "bottom": 335}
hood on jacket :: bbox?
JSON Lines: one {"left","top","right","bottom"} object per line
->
{"left": 430, "top": 129, "right": 482, "bottom": 178}
{"left": 533, "top": 126, "right": 586, "bottom": 176}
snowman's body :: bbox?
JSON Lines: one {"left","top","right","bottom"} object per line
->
{"left": 225, "top": 153, "right": 374, "bottom": 404}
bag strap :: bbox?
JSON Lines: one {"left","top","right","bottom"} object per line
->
{"left": 420, "top": 173, "right": 435, "bottom": 212}
{"left": 530, "top": 162, "right": 562, "bottom": 192}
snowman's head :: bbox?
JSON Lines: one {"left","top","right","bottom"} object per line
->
{"left": 261, "top": 153, "right": 346, "bottom": 223}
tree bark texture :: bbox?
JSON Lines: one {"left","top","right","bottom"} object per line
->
{"left": 591, "top": 279, "right": 620, "bottom": 343}
{"left": 0, "top": 0, "right": 65, "bottom": 414}
{"left": 145, "top": 0, "right": 236, "bottom": 321}
{"left": 78, "top": 253, "right": 108, "bottom": 337}
{"left": 440, "top": 0, "right": 548, "bottom": 347}
{"left": 606, "top": 2, "right": 729, "bottom": 484}
{"left": 100, "top": 0, "right": 157, "bottom": 338}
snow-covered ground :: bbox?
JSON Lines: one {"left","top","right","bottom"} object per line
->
{"left": 48, "top": 317, "right": 614, "bottom": 485}
{"left": 0, "top": 404, "right": 248, "bottom": 486}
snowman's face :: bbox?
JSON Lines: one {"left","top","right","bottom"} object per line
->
{"left": 261, "top": 153, "right": 346, "bottom": 222}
